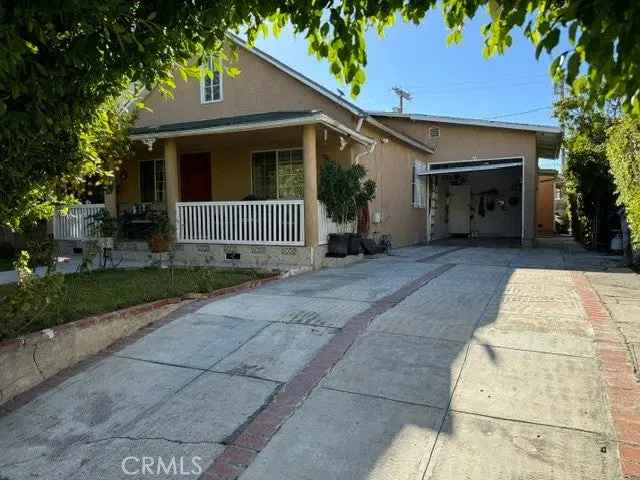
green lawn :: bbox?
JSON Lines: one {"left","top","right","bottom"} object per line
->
{"left": 0, "top": 258, "right": 14, "bottom": 272}
{"left": 0, "top": 267, "right": 272, "bottom": 341}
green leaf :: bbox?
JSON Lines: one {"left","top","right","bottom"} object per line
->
{"left": 447, "top": 29, "right": 463, "bottom": 45}
{"left": 566, "top": 52, "right": 581, "bottom": 85}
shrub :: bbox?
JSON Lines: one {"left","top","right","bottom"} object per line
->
{"left": 607, "top": 116, "right": 640, "bottom": 248}
{"left": 318, "top": 161, "right": 376, "bottom": 225}
{"left": 24, "top": 238, "right": 57, "bottom": 272}
{"left": 0, "top": 251, "right": 65, "bottom": 339}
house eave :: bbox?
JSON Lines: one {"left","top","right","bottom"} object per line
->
{"left": 369, "top": 111, "right": 563, "bottom": 135}
{"left": 129, "top": 113, "right": 375, "bottom": 147}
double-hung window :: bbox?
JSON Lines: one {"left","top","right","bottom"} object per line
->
{"left": 140, "top": 160, "right": 166, "bottom": 203}
{"left": 412, "top": 159, "right": 427, "bottom": 208}
{"left": 200, "top": 56, "right": 222, "bottom": 103}
{"left": 252, "top": 149, "right": 304, "bottom": 200}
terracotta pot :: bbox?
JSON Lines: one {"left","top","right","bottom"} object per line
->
{"left": 148, "top": 235, "right": 173, "bottom": 253}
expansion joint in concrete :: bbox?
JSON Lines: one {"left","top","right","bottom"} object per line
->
{"left": 199, "top": 262, "right": 456, "bottom": 480}
{"left": 320, "top": 385, "right": 445, "bottom": 410}
{"left": 83, "top": 435, "right": 219, "bottom": 446}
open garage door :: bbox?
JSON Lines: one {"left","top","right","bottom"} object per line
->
{"left": 421, "top": 157, "right": 525, "bottom": 243}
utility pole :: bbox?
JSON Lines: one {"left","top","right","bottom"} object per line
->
{"left": 392, "top": 86, "right": 412, "bottom": 113}
{"left": 553, "top": 78, "right": 566, "bottom": 172}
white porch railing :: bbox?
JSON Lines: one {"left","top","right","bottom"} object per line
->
{"left": 177, "top": 200, "right": 305, "bottom": 246}
{"left": 53, "top": 204, "right": 105, "bottom": 240}
{"left": 317, "top": 202, "right": 355, "bottom": 245}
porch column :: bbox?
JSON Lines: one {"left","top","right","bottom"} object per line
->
{"left": 104, "top": 186, "right": 117, "bottom": 218}
{"left": 303, "top": 124, "right": 319, "bottom": 247}
{"left": 164, "top": 138, "right": 179, "bottom": 226}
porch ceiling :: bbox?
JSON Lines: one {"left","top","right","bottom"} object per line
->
{"left": 129, "top": 110, "right": 375, "bottom": 146}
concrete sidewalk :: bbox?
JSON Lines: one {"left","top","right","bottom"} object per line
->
{"left": 0, "top": 244, "right": 637, "bottom": 480}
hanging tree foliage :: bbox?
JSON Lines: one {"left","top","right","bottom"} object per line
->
{"left": 2, "top": 0, "right": 640, "bottom": 229}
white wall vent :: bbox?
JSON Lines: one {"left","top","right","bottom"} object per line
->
{"left": 429, "top": 126, "right": 441, "bottom": 138}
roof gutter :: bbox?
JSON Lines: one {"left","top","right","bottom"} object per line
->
{"left": 129, "top": 113, "right": 375, "bottom": 147}
{"left": 369, "top": 111, "right": 563, "bottom": 135}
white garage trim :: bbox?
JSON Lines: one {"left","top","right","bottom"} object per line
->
{"left": 421, "top": 156, "right": 524, "bottom": 175}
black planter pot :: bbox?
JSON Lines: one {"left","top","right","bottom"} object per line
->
{"left": 347, "top": 233, "right": 362, "bottom": 255}
{"left": 328, "top": 233, "right": 349, "bottom": 257}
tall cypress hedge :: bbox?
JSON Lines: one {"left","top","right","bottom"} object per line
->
{"left": 607, "top": 116, "right": 640, "bottom": 247}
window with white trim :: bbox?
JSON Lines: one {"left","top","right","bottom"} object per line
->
{"left": 412, "top": 159, "right": 427, "bottom": 208}
{"left": 140, "top": 159, "right": 165, "bottom": 203}
{"left": 252, "top": 149, "right": 304, "bottom": 200}
{"left": 200, "top": 56, "right": 222, "bottom": 103}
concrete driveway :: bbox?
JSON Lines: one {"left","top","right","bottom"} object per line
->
{"left": 0, "top": 243, "right": 637, "bottom": 480}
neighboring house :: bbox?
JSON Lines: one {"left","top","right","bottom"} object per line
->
{"left": 536, "top": 169, "right": 558, "bottom": 235}
{"left": 53, "top": 35, "right": 562, "bottom": 269}
{"left": 553, "top": 174, "right": 568, "bottom": 229}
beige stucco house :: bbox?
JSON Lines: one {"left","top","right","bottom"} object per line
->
{"left": 53, "top": 35, "right": 562, "bottom": 269}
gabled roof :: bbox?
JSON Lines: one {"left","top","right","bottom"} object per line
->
{"left": 226, "top": 34, "right": 433, "bottom": 154}
{"left": 130, "top": 110, "right": 375, "bottom": 146}
{"left": 369, "top": 111, "right": 563, "bottom": 158}
{"left": 226, "top": 33, "right": 365, "bottom": 117}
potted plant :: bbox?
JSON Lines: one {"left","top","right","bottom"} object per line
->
{"left": 318, "top": 160, "right": 376, "bottom": 256}
{"left": 88, "top": 210, "right": 118, "bottom": 249}
{"left": 146, "top": 212, "right": 175, "bottom": 267}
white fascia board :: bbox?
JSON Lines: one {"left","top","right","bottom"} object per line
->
{"left": 130, "top": 113, "right": 375, "bottom": 146}
{"left": 423, "top": 161, "right": 523, "bottom": 175}
{"left": 317, "top": 114, "right": 375, "bottom": 146}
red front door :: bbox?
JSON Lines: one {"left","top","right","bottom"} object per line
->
{"left": 180, "top": 153, "right": 212, "bottom": 202}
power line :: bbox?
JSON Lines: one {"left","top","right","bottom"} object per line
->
{"left": 402, "top": 73, "right": 549, "bottom": 90}
{"left": 361, "top": 79, "right": 550, "bottom": 98}
{"left": 485, "top": 106, "right": 552, "bottom": 120}
{"left": 409, "top": 79, "right": 549, "bottom": 93}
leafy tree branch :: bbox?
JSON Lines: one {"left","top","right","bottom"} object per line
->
{"left": 2, "top": 1, "right": 639, "bottom": 229}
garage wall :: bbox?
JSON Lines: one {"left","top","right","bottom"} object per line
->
{"left": 429, "top": 176, "right": 449, "bottom": 241}
{"left": 357, "top": 124, "right": 430, "bottom": 247}
{"left": 376, "top": 117, "right": 539, "bottom": 245}
{"left": 467, "top": 168, "right": 522, "bottom": 237}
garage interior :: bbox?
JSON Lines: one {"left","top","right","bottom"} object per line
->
{"left": 425, "top": 158, "right": 524, "bottom": 243}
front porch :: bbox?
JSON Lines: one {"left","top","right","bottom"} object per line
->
{"left": 53, "top": 111, "right": 369, "bottom": 268}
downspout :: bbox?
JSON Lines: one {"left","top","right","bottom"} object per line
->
{"left": 354, "top": 141, "right": 376, "bottom": 164}
{"left": 354, "top": 114, "right": 374, "bottom": 164}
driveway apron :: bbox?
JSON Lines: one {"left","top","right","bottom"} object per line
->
{"left": 0, "top": 244, "right": 633, "bottom": 480}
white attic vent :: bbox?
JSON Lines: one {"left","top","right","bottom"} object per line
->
{"left": 429, "top": 126, "right": 441, "bottom": 138}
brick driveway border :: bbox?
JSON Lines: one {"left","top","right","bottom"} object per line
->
{"left": 573, "top": 272, "right": 640, "bottom": 478}
{"left": 200, "top": 263, "right": 455, "bottom": 480}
